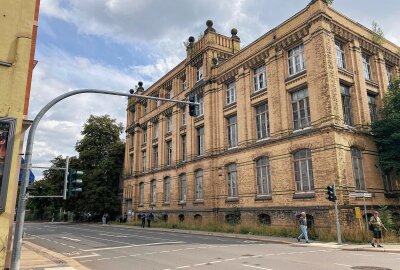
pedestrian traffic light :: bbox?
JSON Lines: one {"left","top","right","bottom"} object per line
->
{"left": 68, "top": 169, "right": 83, "bottom": 197}
{"left": 188, "top": 95, "right": 198, "bottom": 117}
{"left": 326, "top": 185, "right": 336, "bottom": 202}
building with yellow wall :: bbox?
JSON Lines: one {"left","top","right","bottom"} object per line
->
{"left": 0, "top": 0, "right": 40, "bottom": 268}
{"left": 123, "top": 0, "right": 400, "bottom": 230}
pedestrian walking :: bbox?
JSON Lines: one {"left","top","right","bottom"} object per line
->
{"left": 147, "top": 212, "right": 154, "bottom": 227}
{"left": 102, "top": 214, "right": 106, "bottom": 225}
{"left": 369, "top": 211, "right": 387, "bottom": 248}
{"left": 141, "top": 213, "right": 146, "bottom": 228}
{"left": 296, "top": 212, "right": 309, "bottom": 243}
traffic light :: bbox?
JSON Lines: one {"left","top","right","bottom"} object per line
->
{"left": 326, "top": 185, "right": 336, "bottom": 202}
{"left": 188, "top": 95, "right": 198, "bottom": 117}
{"left": 68, "top": 169, "right": 83, "bottom": 197}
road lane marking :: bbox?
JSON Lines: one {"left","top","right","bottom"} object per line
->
{"left": 71, "top": 253, "right": 100, "bottom": 259}
{"left": 113, "top": 256, "right": 127, "bottom": 259}
{"left": 81, "top": 241, "right": 185, "bottom": 252}
{"left": 334, "top": 263, "right": 352, "bottom": 268}
{"left": 61, "top": 236, "right": 81, "bottom": 242}
{"left": 176, "top": 266, "right": 190, "bottom": 269}
{"left": 242, "top": 264, "right": 272, "bottom": 270}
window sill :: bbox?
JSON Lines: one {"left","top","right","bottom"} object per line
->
{"left": 255, "top": 195, "right": 272, "bottom": 201}
{"left": 178, "top": 201, "right": 187, "bottom": 206}
{"left": 293, "top": 126, "right": 312, "bottom": 133}
{"left": 227, "top": 146, "right": 238, "bottom": 150}
{"left": 162, "top": 202, "right": 170, "bottom": 206}
{"left": 256, "top": 137, "right": 270, "bottom": 143}
{"left": 250, "top": 87, "right": 267, "bottom": 98}
{"left": 224, "top": 102, "right": 237, "bottom": 109}
{"left": 286, "top": 70, "right": 307, "bottom": 82}
{"left": 193, "top": 199, "right": 204, "bottom": 204}
{"left": 293, "top": 192, "right": 315, "bottom": 199}
{"left": 138, "top": 204, "right": 144, "bottom": 207}
{"left": 225, "top": 197, "right": 239, "bottom": 203}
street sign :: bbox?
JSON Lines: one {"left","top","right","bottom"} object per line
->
{"left": 349, "top": 192, "right": 372, "bottom": 198}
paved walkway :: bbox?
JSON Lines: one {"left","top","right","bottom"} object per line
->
{"left": 21, "top": 241, "right": 89, "bottom": 270}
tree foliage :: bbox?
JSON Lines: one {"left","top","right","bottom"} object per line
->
{"left": 371, "top": 21, "right": 385, "bottom": 45}
{"left": 70, "top": 115, "right": 125, "bottom": 218}
{"left": 372, "top": 76, "right": 400, "bottom": 173}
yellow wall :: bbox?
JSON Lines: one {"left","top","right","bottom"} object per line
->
{"left": 0, "top": 0, "right": 37, "bottom": 268}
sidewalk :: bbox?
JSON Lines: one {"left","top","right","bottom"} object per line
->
{"left": 21, "top": 241, "right": 89, "bottom": 270}
{"left": 110, "top": 223, "right": 400, "bottom": 254}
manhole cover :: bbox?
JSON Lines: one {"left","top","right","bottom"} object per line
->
{"left": 352, "top": 267, "right": 392, "bottom": 270}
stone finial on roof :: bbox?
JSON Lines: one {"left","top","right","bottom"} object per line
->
{"left": 204, "top": 20, "right": 216, "bottom": 34}
{"left": 231, "top": 28, "right": 240, "bottom": 41}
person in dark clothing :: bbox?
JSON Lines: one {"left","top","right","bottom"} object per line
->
{"left": 146, "top": 212, "right": 154, "bottom": 227}
{"left": 141, "top": 213, "right": 146, "bottom": 228}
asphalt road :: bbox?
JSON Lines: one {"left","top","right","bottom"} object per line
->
{"left": 24, "top": 223, "right": 400, "bottom": 270}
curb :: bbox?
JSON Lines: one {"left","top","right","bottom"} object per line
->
{"left": 341, "top": 247, "right": 400, "bottom": 253}
{"left": 23, "top": 241, "right": 91, "bottom": 270}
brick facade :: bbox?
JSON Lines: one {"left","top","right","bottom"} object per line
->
{"left": 122, "top": 0, "right": 400, "bottom": 228}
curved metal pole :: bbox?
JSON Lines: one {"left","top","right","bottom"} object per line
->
{"left": 10, "top": 89, "right": 197, "bottom": 269}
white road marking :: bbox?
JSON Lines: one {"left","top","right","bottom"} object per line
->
{"left": 242, "top": 264, "right": 272, "bottom": 270}
{"left": 68, "top": 246, "right": 76, "bottom": 249}
{"left": 97, "top": 257, "right": 111, "bottom": 261}
{"left": 71, "top": 253, "right": 100, "bottom": 259}
{"left": 193, "top": 263, "right": 207, "bottom": 266}
{"left": 60, "top": 236, "right": 81, "bottom": 242}
{"left": 80, "top": 259, "right": 93, "bottom": 263}
{"left": 82, "top": 241, "right": 185, "bottom": 252}
{"left": 176, "top": 266, "right": 190, "bottom": 269}
{"left": 334, "top": 263, "right": 352, "bottom": 268}
{"left": 113, "top": 256, "right": 127, "bottom": 259}
{"left": 99, "top": 233, "right": 129, "bottom": 238}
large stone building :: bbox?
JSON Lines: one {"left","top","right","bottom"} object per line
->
{"left": 123, "top": 0, "right": 399, "bottom": 229}
{"left": 0, "top": 0, "right": 40, "bottom": 268}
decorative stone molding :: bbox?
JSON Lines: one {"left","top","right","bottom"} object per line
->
{"left": 288, "top": 143, "right": 314, "bottom": 153}
{"left": 139, "top": 122, "right": 148, "bottom": 129}
{"left": 275, "top": 26, "right": 309, "bottom": 51}
{"left": 150, "top": 115, "right": 159, "bottom": 123}
{"left": 162, "top": 107, "right": 173, "bottom": 116}
{"left": 242, "top": 50, "right": 269, "bottom": 70}
{"left": 347, "top": 140, "right": 366, "bottom": 150}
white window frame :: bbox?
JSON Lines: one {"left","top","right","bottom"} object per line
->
{"left": 291, "top": 88, "right": 311, "bottom": 130}
{"left": 166, "top": 115, "right": 172, "bottom": 132}
{"left": 197, "top": 127, "right": 204, "bottom": 156}
{"left": 181, "top": 107, "right": 186, "bottom": 126}
{"left": 340, "top": 84, "right": 352, "bottom": 126}
{"left": 351, "top": 148, "right": 366, "bottom": 191}
{"left": 293, "top": 149, "right": 314, "bottom": 192}
{"left": 142, "top": 150, "right": 146, "bottom": 172}
{"left": 253, "top": 65, "right": 266, "bottom": 92}
{"left": 181, "top": 134, "right": 186, "bottom": 161}
{"left": 150, "top": 180, "right": 157, "bottom": 204}
{"left": 153, "top": 122, "right": 159, "bottom": 139}
{"left": 195, "top": 169, "right": 203, "bottom": 200}
{"left": 196, "top": 65, "right": 203, "bottom": 82}
{"left": 227, "top": 163, "right": 238, "bottom": 197}
{"left": 255, "top": 102, "right": 269, "bottom": 140}
{"left": 335, "top": 40, "right": 346, "bottom": 69}
{"left": 386, "top": 64, "right": 392, "bottom": 85}
{"left": 226, "top": 81, "right": 236, "bottom": 104}
{"left": 139, "top": 182, "right": 144, "bottom": 205}
{"left": 227, "top": 115, "right": 238, "bottom": 148}
{"left": 256, "top": 156, "right": 272, "bottom": 195}
{"left": 166, "top": 141, "right": 172, "bottom": 166}
{"left": 195, "top": 93, "right": 204, "bottom": 117}
{"left": 288, "top": 44, "right": 306, "bottom": 76}
{"left": 179, "top": 174, "right": 187, "bottom": 202}
{"left": 164, "top": 177, "right": 170, "bottom": 203}
{"left": 153, "top": 145, "right": 158, "bottom": 169}
{"left": 362, "top": 54, "right": 372, "bottom": 80}
{"left": 368, "top": 94, "right": 378, "bottom": 122}
{"left": 143, "top": 128, "right": 147, "bottom": 143}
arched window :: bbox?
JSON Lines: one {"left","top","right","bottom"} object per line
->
{"left": 351, "top": 147, "right": 365, "bottom": 191}
{"left": 227, "top": 163, "right": 238, "bottom": 197}
{"left": 195, "top": 170, "right": 203, "bottom": 200}
{"left": 256, "top": 156, "right": 272, "bottom": 195}
{"left": 293, "top": 149, "right": 314, "bottom": 192}
{"left": 150, "top": 179, "right": 156, "bottom": 204}
{"left": 164, "top": 177, "right": 170, "bottom": 203}
{"left": 178, "top": 214, "right": 185, "bottom": 222}
{"left": 226, "top": 213, "right": 240, "bottom": 225}
{"left": 258, "top": 214, "right": 271, "bottom": 225}
{"left": 194, "top": 214, "right": 202, "bottom": 223}
{"left": 139, "top": 182, "right": 144, "bottom": 205}
{"left": 179, "top": 174, "right": 187, "bottom": 202}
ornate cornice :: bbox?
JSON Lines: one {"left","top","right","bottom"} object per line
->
{"left": 275, "top": 26, "right": 309, "bottom": 51}
{"left": 163, "top": 107, "right": 173, "bottom": 116}
{"left": 150, "top": 115, "right": 159, "bottom": 123}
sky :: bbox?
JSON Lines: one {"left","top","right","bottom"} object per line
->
{"left": 29, "top": 0, "right": 400, "bottom": 179}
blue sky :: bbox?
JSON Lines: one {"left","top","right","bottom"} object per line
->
{"left": 29, "top": 0, "right": 400, "bottom": 179}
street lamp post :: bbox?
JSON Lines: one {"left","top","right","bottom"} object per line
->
{"left": 11, "top": 88, "right": 198, "bottom": 270}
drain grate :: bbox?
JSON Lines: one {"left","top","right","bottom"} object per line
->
{"left": 352, "top": 267, "right": 392, "bottom": 270}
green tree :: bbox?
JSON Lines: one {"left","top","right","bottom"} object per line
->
{"left": 71, "top": 115, "right": 124, "bottom": 219}
{"left": 372, "top": 76, "right": 400, "bottom": 174}
{"left": 371, "top": 21, "right": 385, "bottom": 45}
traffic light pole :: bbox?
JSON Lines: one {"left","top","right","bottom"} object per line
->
{"left": 333, "top": 184, "right": 342, "bottom": 245}
{"left": 11, "top": 89, "right": 198, "bottom": 270}
{"left": 63, "top": 156, "right": 70, "bottom": 200}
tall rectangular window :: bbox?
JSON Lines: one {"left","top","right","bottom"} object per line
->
{"left": 164, "top": 177, "right": 170, "bottom": 203}
{"left": 181, "top": 134, "right": 186, "bottom": 161}
{"left": 386, "top": 65, "right": 392, "bottom": 85}
{"left": 153, "top": 145, "right": 158, "bottom": 169}
{"left": 150, "top": 180, "right": 156, "bottom": 204}
{"left": 255, "top": 102, "right": 269, "bottom": 140}
{"left": 335, "top": 40, "right": 346, "bottom": 69}
{"left": 362, "top": 54, "right": 372, "bottom": 80}
{"left": 179, "top": 174, "right": 187, "bottom": 202}
{"left": 288, "top": 44, "right": 306, "bottom": 76}
{"left": 227, "top": 115, "right": 238, "bottom": 148}
{"left": 166, "top": 115, "right": 172, "bottom": 132}
{"left": 368, "top": 94, "right": 378, "bottom": 122}
{"left": 143, "top": 128, "right": 147, "bottom": 143}
{"left": 196, "top": 65, "right": 203, "bottom": 82}
{"left": 156, "top": 94, "right": 161, "bottom": 108}
{"left": 130, "top": 154, "right": 134, "bottom": 175}
{"left": 195, "top": 94, "right": 204, "bottom": 116}
{"left": 143, "top": 103, "right": 147, "bottom": 115}
{"left": 166, "top": 141, "right": 172, "bottom": 166}
{"left": 153, "top": 122, "right": 158, "bottom": 139}
{"left": 195, "top": 170, "right": 203, "bottom": 200}
{"left": 293, "top": 149, "right": 314, "bottom": 192}
{"left": 167, "top": 89, "right": 173, "bottom": 99}
{"left": 340, "top": 84, "right": 352, "bottom": 126}
{"left": 181, "top": 76, "right": 187, "bottom": 91}
{"left": 197, "top": 127, "right": 204, "bottom": 156}
{"left": 351, "top": 148, "right": 365, "bottom": 191}
{"left": 291, "top": 88, "right": 311, "bottom": 130}
{"left": 181, "top": 107, "right": 186, "bottom": 126}
{"left": 253, "top": 65, "right": 266, "bottom": 92}
{"left": 227, "top": 163, "right": 238, "bottom": 197}
{"left": 256, "top": 156, "right": 272, "bottom": 195}
{"left": 142, "top": 150, "right": 146, "bottom": 172}
{"left": 226, "top": 81, "right": 236, "bottom": 104}
{"left": 139, "top": 182, "right": 144, "bottom": 205}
